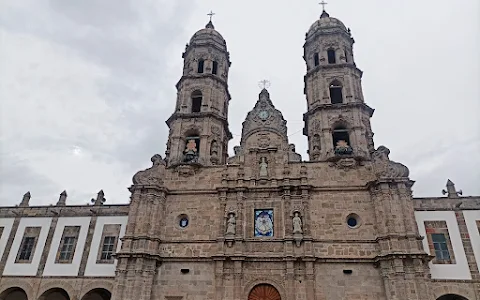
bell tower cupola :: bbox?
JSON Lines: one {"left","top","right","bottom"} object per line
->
{"left": 165, "top": 14, "right": 232, "bottom": 167}
{"left": 303, "top": 8, "right": 375, "bottom": 161}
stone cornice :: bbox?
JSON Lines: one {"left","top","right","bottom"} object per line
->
{"left": 165, "top": 111, "right": 233, "bottom": 140}
{"left": 304, "top": 62, "right": 363, "bottom": 78}
{"left": 175, "top": 74, "right": 231, "bottom": 100}
{"left": 303, "top": 102, "right": 374, "bottom": 119}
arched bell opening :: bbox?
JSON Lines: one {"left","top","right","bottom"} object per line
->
{"left": 332, "top": 125, "right": 353, "bottom": 155}
{"left": 329, "top": 80, "right": 344, "bottom": 104}
{"left": 191, "top": 90, "right": 203, "bottom": 113}
{"left": 0, "top": 287, "right": 28, "bottom": 300}
{"left": 80, "top": 288, "right": 112, "bottom": 300}
{"left": 183, "top": 130, "right": 201, "bottom": 163}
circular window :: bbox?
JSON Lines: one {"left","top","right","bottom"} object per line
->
{"left": 178, "top": 214, "right": 189, "bottom": 228}
{"left": 346, "top": 213, "right": 361, "bottom": 229}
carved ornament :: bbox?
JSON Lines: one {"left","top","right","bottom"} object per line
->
{"left": 132, "top": 154, "right": 166, "bottom": 186}
{"left": 372, "top": 146, "right": 410, "bottom": 178}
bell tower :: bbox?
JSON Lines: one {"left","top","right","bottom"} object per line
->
{"left": 303, "top": 8, "right": 375, "bottom": 161}
{"left": 165, "top": 16, "right": 232, "bottom": 166}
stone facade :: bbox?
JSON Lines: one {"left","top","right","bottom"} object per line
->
{"left": 0, "top": 9, "right": 479, "bottom": 300}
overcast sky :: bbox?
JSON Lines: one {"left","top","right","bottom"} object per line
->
{"left": 0, "top": 0, "right": 479, "bottom": 206}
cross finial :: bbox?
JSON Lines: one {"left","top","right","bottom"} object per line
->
{"left": 207, "top": 10, "right": 215, "bottom": 22}
{"left": 258, "top": 80, "right": 271, "bottom": 90}
{"left": 319, "top": 1, "right": 328, "bottom": 11}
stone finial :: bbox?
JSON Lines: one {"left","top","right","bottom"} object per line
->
{"left": 20, "top": 191, "right": 31, "bottom": 207}
{"left": 442, "top": 179, "right": 462, "bottom": 198}
{"left": 91, "top": 190, "right": 106, "bottom": 206}
{"left": 56, "top": 190, "right": 67, "bottom": 206}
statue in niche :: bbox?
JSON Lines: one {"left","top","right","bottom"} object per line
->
{"left": 184, "top": 138, "right": 198, "bottom": 162}
{"left": 259, "top": 157, "right": 268, "bottom": 177}
{"left": 313, "top": 134, "right": 321, "bottom": 151}
{"left": 226, "top": 213, "right": 236, "bottom": 235}
{"left": 210, "top": 140, "right": 219, "bottom": 157}
{"left": 293, "top": 212, "right": 303, "bottom": 234}
{"left": 334, "top": 140, "right": 353, "bottom": 155}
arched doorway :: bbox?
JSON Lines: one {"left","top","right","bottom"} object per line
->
{"left": 81, "top": 288, "right": 112, "bottom": 300}
{"left": 0, "top": 287, "right": 28, "bottom": 300}
{"left": 437, "top": 295, "right": 468, "bottom": 300}
{"left": 38, "top": 288, "right": 70, "bottom": 300}
{"left": 248, "top": 284, "right": 281, "bottom": 300}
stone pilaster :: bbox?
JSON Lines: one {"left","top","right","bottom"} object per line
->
{"left": 112, "top": 185, "right": 167, "bottom": 300}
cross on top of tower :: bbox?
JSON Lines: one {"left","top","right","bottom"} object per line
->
{"left": 258, "top": 80, "right": 271, "bottom": 90}
{"left": 319, "top": 1, "right": 328, "bottom": 11}
{"left": 207, "top": 10, "right": 215, "bottom": 22}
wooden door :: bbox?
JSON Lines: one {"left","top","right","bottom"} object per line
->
{"left": 248, "top": 284, "right": 281, "bottom": 300}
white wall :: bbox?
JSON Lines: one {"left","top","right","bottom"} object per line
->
{"left": 0, "top": 218, "right": 14, "bottom": 262}
{"left": 463, "top": 210, "right": 480, "bottom": 273}
{"left": 3, "top": 217, "right": 52, "bottom": 276}
{"left": 84, "top": 216, "right": 128, "bottom": 277}
{"left": 415, "top": 211, "right": 471, "bottom": 280}
{"left": 43, "top": 217, "right": 91, "bottom": 276}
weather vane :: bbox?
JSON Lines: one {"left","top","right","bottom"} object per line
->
{"left": 319, "top": 0, "right": 328, "bottom": 11}
{"left": 207, "top": 10, "right": 215, "bottom": 22}
{"left": 258, "top": 80, "right": 271, "bottom": 90}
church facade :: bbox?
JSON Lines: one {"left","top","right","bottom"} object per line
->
{"left": 0, "top": 10, "right": 479, "bottom": 300}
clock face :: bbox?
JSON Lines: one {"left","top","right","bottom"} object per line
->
{"left": 258, "top": 110, "right": 269, "bottom": 120}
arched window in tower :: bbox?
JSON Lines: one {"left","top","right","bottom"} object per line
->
{"left": 344, "top": 48, "right": 349, "bottom": 62}
{"left": 314, "top": 53, "right": 320, "bottom": 66}
{"left": 327, "top": 49, "right": 336, "bottom": 64}
{"left": 191, "top": 90, "right": 203, "bottom": 113}
{"left": 329, "top": 80, "right": 344, "bottom": 104}
{"left": 212, "top": 61, "right": 218, "bottom": 75}
{"left": 332, "top": 125, "right": 353, "bottom": 155}
{"left": 184, "top": 136, "right": 200, "bottom": 163}
{"left": 197, "top": 59, "right": 205, "bottom": 73}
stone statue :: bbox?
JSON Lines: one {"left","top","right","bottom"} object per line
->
{"left": 334, "top": 140, "right": 353, "bottom": 155}
{"left": 210, "top": 140, "right": 219, "bottom": 157}
{"left": 259, "top": 157, "right": 268, "bottom": 177}
{"left": 184, "top": 139, "right": 198, "bottom": 162}
{"left": 292, "top": 212, "right": 303, "bottom": 234}
{"left": 226, "top": 213, "right": 236, "bottom": 235}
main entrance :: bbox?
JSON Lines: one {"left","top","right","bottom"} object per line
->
{"left": 248, "top": 284, "right": 281, "bottom": 300}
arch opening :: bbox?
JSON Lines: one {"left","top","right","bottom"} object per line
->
{"left": 329, "top": 80, "right": 343, "bottom": 104}
{"left": 191, "top": 90, "right": 203, "bottom": 113}
{"left": 81, "top": 288, "right": 112, "bottom": 300}
{"left": 197, "top": 59, "right": 204, "bottom": 73}
{"left": 314, "top": 53, "right": 319, "bottom": 66}
{"left": 212, "top": 61, "right": 218, "bottom": 75}
{"left": 327, "top": 49, "right": 336, "bottom": 64}
{"left": 437, "top": 295, "right": 469, "bottom": 300}
{"left": 332, "top": 125, "right": 353, "bottom": 155}
{"left": 0, "top": 287, "right": 28, "bottom": 300}
{"left": 248, "top": 284, "right": 281, "bottom": 300}
{"left": 38, "top": 288, "right": 70, "bottom": 300}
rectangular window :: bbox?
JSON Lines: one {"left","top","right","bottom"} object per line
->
{"left": 56, "top": 226, "right": 80, "bottom": 263}
{"left": 97, "top": 224, "right": 121, "bottom": 264}
{"left": 424, "top": 221, "right": 456, "bottom": 264}
{"left": 432, "top": 233, "right": 450, "bottom": 260}
{"left": 212, "top": 61, "right": 218, "bottom": 75}
{"left": 100, "top": 236, "right": 116, "bottom": 260}
{"left": 16, "top": 227, "right": 41, "bottom": 263}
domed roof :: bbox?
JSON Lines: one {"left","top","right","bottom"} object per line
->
{"left": 306, "top": 10, "right": 348, "bottom": 39}
{"left": 189, "top": 21, "right": 227, "bottom": 49}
